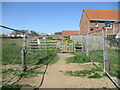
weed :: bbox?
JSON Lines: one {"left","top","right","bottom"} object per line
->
{"left": 64, "top": 67, "right": 105, "bottom": 78}
{"left": 2, "top": 69, "right": 17, "bottom": 78}
{"left": 2, "top": 84, "right": 33, "bottom": 89}
{"left": 66, "top": 52, "right": 91, "bottom": 63}
{"left": 2, "top": 69, "right": 15, "bottom": 73}
{"left": 18, "top": 70, "right": 44, "bottom": 78}
{"left": 88, "top": 73, "right": 102, "bottom": 78}
{"left": 89, "top": 49, "right": 120, "bottom": 78}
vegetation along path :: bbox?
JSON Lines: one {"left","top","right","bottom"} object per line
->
{"left": 41, "top": 53, "right": 116, "bottom": 88}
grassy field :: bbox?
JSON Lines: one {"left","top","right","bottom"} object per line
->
{"left": 66, "top": 52, "right": 91, "bottom": 63}
{"left": 2, "top": 38, "right": 23, "bottom": 65}
{"left": 2, "top": 38, "right": 58, "bottom": 88}
{"left": 89, "top": 49, "right": 119, "bottom": 77}
{"left": 67, "top": 50, "right": 119, "bottom": 78}
{"left": 2, "top": 38, "right": 58, "bottom": 65}
{"left": 89, "top": 50, "right": 119, "bottom": 64}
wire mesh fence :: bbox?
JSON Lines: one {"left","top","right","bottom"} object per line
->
{"left": 70, "top": 21, "right": 120, "bottom": 87}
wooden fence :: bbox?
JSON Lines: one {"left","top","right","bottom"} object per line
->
{"left": 30, "top": 39, "right": 57, "bottom": 52}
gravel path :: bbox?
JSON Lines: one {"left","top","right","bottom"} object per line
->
{"left": 40, "top": 53, "right": 116, "bottom": 88}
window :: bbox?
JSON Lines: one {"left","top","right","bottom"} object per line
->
{"left": 95, "top": 21, "right": 98, "bottom": 27}
{"left": 105, "top": 22, "right": 112, "bottom": 28}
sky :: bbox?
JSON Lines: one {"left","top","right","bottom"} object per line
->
{"left": 2, "top": 2, "right": 119, "bottom": 34}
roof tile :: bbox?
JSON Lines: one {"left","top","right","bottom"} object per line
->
{"left": 62, "top": 30, "right": 80, "bottom": 36}
{"left": 84, "top": 9, "right": 120, "bottom": 21}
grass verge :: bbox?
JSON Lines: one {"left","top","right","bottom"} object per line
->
{"left": 64, "top": 67, "right": 106, "bottom": 78}
{"left": 66, "top": 52, "right": 91, "bottom": 63}
{"left": 18, "top": 70, "right": 44, "bottom": 78}
{"left": 2, "top": 84, "right": 33, "bottom": 89}
{"left": 89, "top": 50, "right": 119, "bottom": 78}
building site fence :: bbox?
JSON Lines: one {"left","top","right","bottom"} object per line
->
{"left": 70, "top": 21, "right": 120, "bottom": 88}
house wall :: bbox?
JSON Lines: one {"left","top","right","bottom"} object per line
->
{"left": 113, "top": 23, "right": 120, "bottom": 34}
{"left": 80, "top": 20, "right": 119, "bottom": 35}
{"left": 80, "top": 11, "right": 90, "bottom": 34}
{"left": 80, "top": 10, "right": 119, "bottom": 35}
{"left": 89, "top": 21, "right": 119, "bottom": 35}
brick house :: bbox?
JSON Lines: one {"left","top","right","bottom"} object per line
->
{"left": 62, "top": 30, "right": 80, "bottom": 38}
{"left": 80, "top": 9, "right": 120, "bottom": 35}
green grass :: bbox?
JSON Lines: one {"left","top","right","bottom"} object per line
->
{"left": 2, "top": 51, "right": 58, "bottom": 79}
{"left": 89, "top": 50, "right": 103, "bottom": 63}
{"left": 89, "top": 50, "right": 119, "bottom": 64}
{"left": 2, "top": 69, "right": 44, "bottom": 81}
{"left": 47, "top": 55, "right": 59, "bottom": 65}
{"left": 66, "top": 52, "right": 91, "bottom": 63}
{"left": 2, "top": 69, "right": 15, "bottom": 74}
{"left": 64, "top": 67, "right": 106, "bottom": 78}
{"left": 18, "top": 69, "right": 44, "bottom": 78}
{"left": 89, "top": 49, "right": 120, "bottom": 77}
{"left": 37, "top": 51, "right": 57, "bottom": 65}
{"left": 2, "top": 84, "right": 33, "bottom": 89}
{"left": 2, "top": 38, "right": 23, "bottom": 65}
{"left": 2, "top": 69, "right": 18, "bottom": 78}
{"left": 2, "top": 45, "right": 23, "bottom": 65}
{"left": 2, "top": 38, "right": 58, "bottom": 65}
{"left": 88, "top": 73, "right": 103, "bottom": 78}
{"left": 2, "top": 38, "right": 58, "bottom": 85}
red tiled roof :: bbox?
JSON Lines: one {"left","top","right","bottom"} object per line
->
{"left": 9, "top": 32, "right": 15, "bottom": 35}
{"left": 2, "top": 34, "right": 6, "bottom": 37}
{"left": 84, "top": 9, "right": 120, "bottom": 21}
{"left": 62, "top": 30, "right": 80, "bottom": 36}
{"left": 18, "top": 32, "right": 24, "bottom": 35}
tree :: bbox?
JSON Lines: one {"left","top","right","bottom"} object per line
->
{"left": 30, "top": 30, "right": 38, "bottom": 36}
{"left": 54, "top": 32, "right": 62, "bottom": 35}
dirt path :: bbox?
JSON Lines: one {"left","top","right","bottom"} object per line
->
{"left": 40, "top": 53, "right": 116, "bottom": 88}
{"left": 3, "top": 53, "right": 116, "bottom": 88}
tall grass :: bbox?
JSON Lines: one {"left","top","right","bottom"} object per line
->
{"left": 66, "top": 52, "right": 91, "bottom": 63}
{"left": 2, "top": 38, "right": 23, "bottom": 65}
{"left": 2, "top": 38, "right": 58, "bottom": 65}
{"left": 89, "top": 49, "right": 119, "bottom": 77}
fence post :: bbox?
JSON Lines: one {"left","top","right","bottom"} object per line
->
{"left": 103, "top": 28, "right": 110, "bottom": 73}
{"left": 22, "top": 34, "right": 27, "bottom": 71}
{"left": 86, "top": 34, "right": 89, "bottom": 56}
{"left": 45, "top": 35, "right": 48, "bottom": 56}
{"left": 82, "top": 36, "right": 85, "bottom": 52}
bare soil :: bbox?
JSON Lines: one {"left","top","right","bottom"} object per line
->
{"left": 40, "top": 53, "right": 116, "bottom": 88}
{"left": 2, "top": 53, "right": 116, "bottom": 88}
